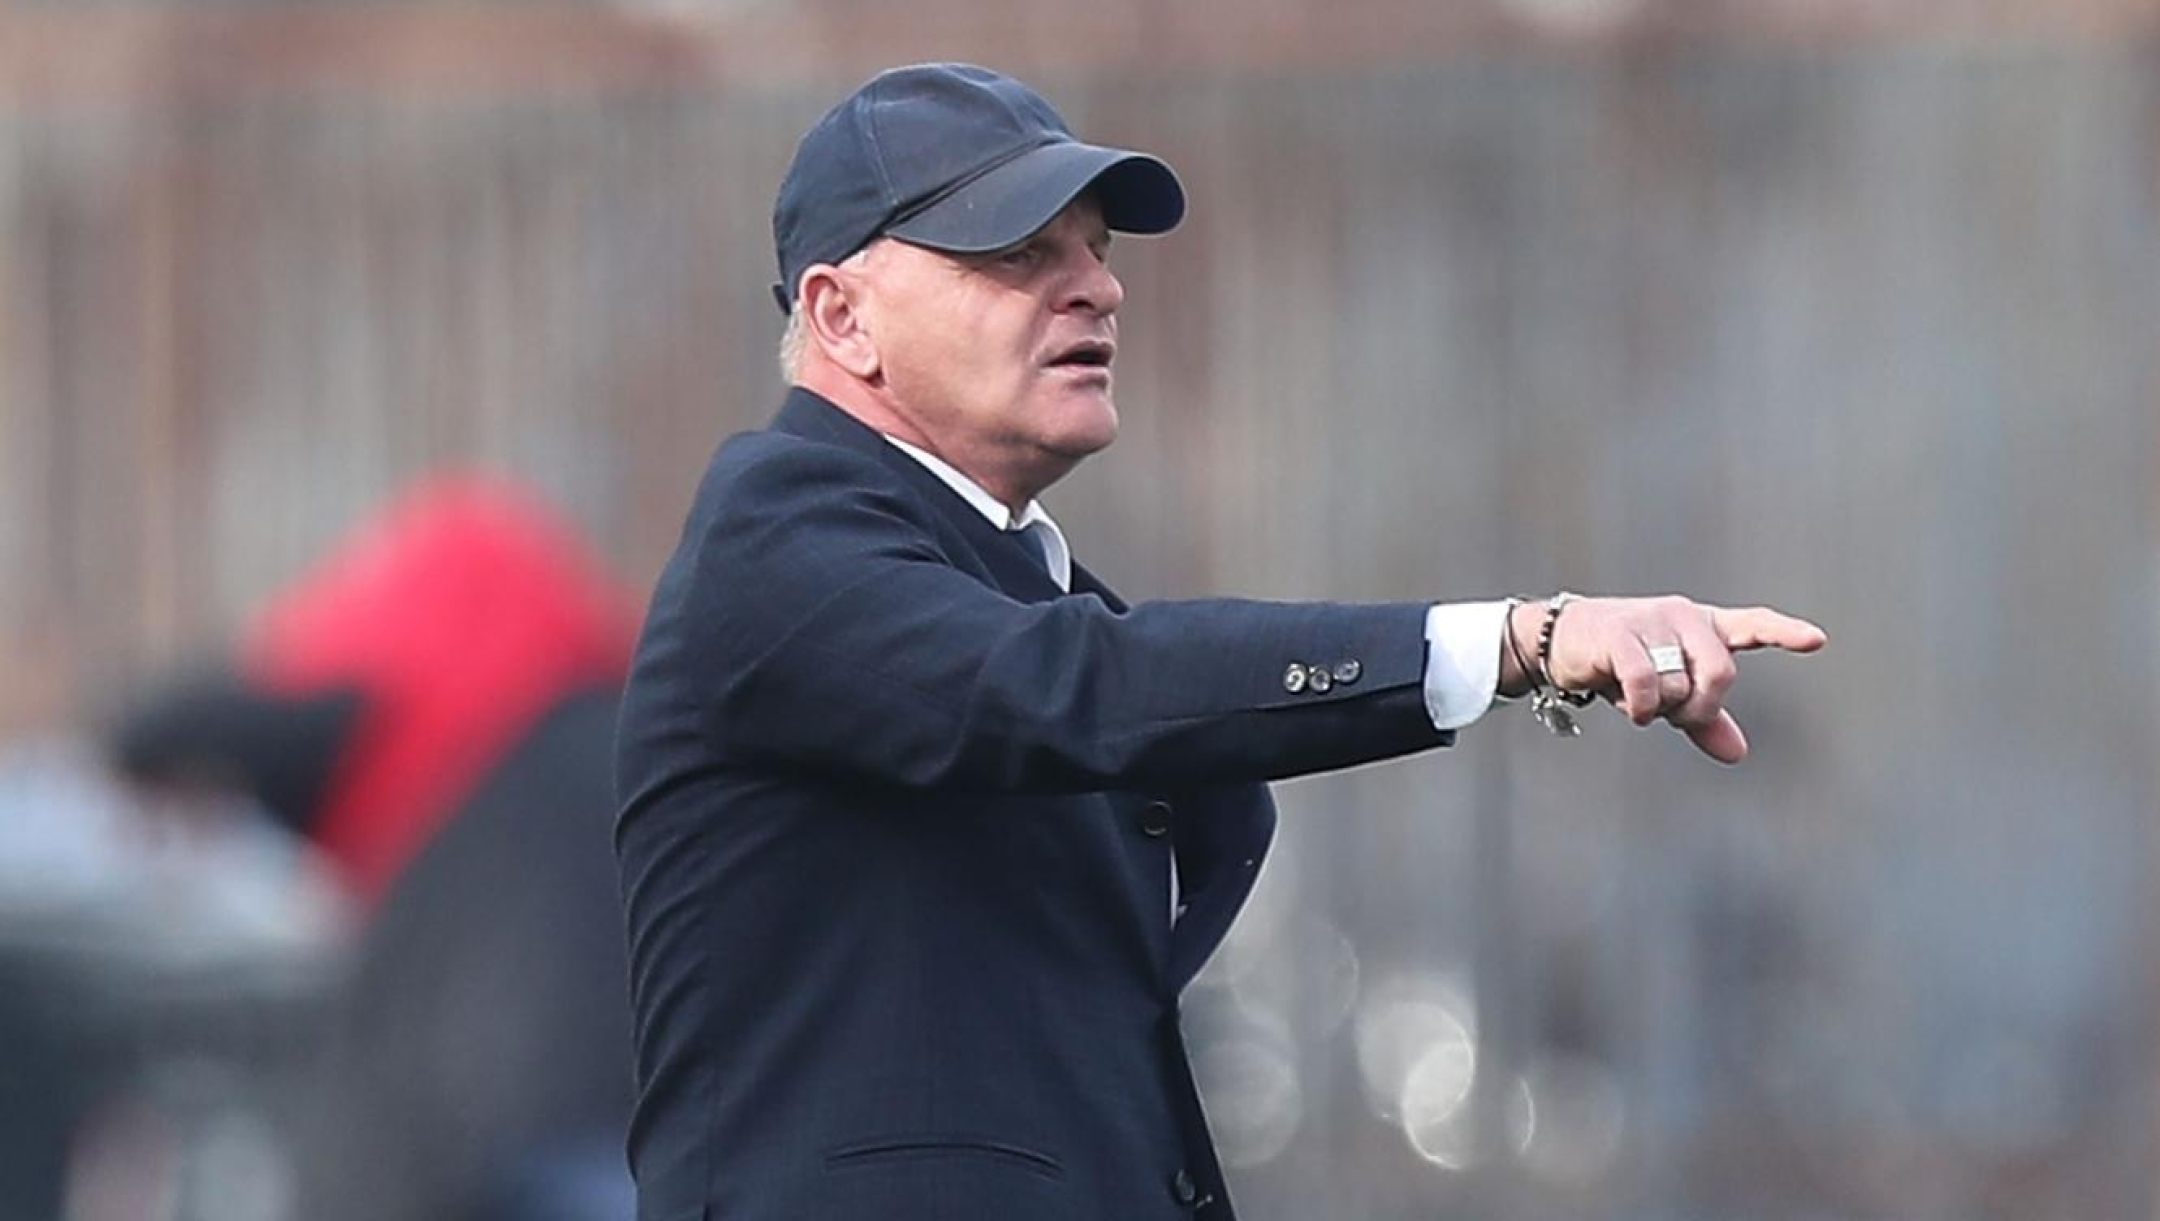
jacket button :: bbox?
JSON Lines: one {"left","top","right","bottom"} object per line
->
{"left": 1170, "top": 1168, "right": 1200, "bottom": 1206}
{"left": 1307, "top": 664, "right": 1333, "bottom": 694}
{"left": 1281, "top": 663, "right": 1307, "bottom": 694}
{"left": 1138, "top": 800, "right": 1174, "bottom": 838}
{"left": 1332, "top": 658, "right": 1362, "bottom": 685}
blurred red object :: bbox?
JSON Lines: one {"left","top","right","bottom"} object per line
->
{"left": 243, "top": 474, "right": 633, "bottom": 901}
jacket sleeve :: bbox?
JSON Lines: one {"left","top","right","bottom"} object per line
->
{"left": 635, "top": 434, "right": 1452, "bottom": 793}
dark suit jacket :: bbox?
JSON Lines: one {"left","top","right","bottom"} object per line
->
{"left": 615, "top": 389, "right": 1451, "bottom": 1221}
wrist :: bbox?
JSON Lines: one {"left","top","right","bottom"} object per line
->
{"left": 1500, "top": 592, "right": 1598, "bottom": 738}
{"left": 1496, "top": 598, "right": 1543, "bottom": 699}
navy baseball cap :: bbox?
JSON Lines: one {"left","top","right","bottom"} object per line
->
{"left": 770, "top": 63, "right": 1186, "bottom": 314}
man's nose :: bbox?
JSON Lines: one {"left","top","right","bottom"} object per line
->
{"left": 1061, "top": 254, "right": 1124, "bottom": 316}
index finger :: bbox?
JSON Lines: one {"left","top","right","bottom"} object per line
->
{"left": 1707, "top": 605, "right": 1827, "bottom": 654}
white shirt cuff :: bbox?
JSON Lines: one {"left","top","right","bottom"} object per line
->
{"left": 1422, "top": 601, "right": 1511, "bottom": 732}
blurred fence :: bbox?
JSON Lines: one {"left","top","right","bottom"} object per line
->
{"left": 3, "top": 6, "right": 2158, "bottom": 1219}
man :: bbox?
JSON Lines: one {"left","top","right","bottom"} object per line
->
{"left": 614, "top": 63, "right": 1822, "bottom": 1221}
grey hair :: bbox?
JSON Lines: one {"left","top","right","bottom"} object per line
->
{"left": 777, "top": 304, "right": 809, "bottom": 383}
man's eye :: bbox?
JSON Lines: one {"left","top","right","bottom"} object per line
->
{"left": 997, "top": 245, "right": 1041, "bottom": 268}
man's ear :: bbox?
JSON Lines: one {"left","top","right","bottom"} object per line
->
{"left": 799, "top": 265, "right": 880, "bottom": 380}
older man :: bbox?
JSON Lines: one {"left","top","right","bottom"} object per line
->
{"left": 614, "top": 63, "right": 1822, "bottom": 1221}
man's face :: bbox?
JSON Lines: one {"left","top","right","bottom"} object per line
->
{"left": 855, "top": 196, "right": 1125, "bottom": 504}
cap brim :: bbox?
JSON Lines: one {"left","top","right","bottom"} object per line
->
{"left": 885, "top": 141, "right": 1185, "bottom": 255}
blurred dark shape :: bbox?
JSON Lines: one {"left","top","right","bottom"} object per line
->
{"left": 108, "top": 474, "right": 639, "bottom": 1221}
{"left": 114, "top": 677, "right": 362, "bottom": 841}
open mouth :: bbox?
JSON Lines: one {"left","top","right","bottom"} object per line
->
{"left": 1046, "top": 340, "right": 1115, "bottom": 371}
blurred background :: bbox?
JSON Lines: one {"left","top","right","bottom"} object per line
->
{"left": 3, "top": 1, "right": 2157, "bottom": 1219}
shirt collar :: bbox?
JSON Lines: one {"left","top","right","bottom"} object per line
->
{"left": 880, "top": 434, "right": 1071, "bottom": 593}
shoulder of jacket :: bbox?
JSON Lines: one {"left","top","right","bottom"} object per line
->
{"left": 686, "top": 427, "right": 951, "bottom": 546}
{"left": 701, "top": 428, "right": 898, "bottom": 503}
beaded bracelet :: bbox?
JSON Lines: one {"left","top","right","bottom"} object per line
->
{"left": 1529, "top": 592, "right": 1595, "bottom": 736}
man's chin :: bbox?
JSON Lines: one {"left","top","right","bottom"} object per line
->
{"left": 1033, "top": 393, "right": 1119, "bottom": 457}
{"left": 1051, "top": 416, "right": 1119, "bottom": 460}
